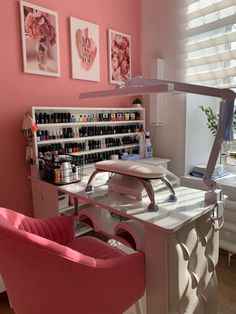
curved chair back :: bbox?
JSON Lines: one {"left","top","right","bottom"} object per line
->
{"left": 0, "top": 207, "right": 145, "bottom": 314}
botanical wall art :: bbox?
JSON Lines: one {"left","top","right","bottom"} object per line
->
{"left": 19, "top": 1, "right": 60, "bottom": 77}
{"left": 70, "top": 17, "right": 100, "bottom": 81}
{"left": 108, "top": 29, "right": 131, "bottom": 84}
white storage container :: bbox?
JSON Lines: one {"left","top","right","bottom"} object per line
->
{"left": 58, "top": 193, "right": 69, "bottom": 210}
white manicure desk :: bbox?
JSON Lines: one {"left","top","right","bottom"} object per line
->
{"left": 58, "top": 163, "right": 218, "bottom": 314}
{"left": 64, "top": 76, "right": 233, "bottom": 313}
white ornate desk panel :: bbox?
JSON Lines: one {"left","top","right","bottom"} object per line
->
{"left": 59, "top": 180, "right": 218, "bottom": 314}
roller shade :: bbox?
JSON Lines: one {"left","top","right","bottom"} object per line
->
{"left": 184, "top": 0, "right": 236, "bottom": 88}
{"left": 186, "top": 0, "right": 235, "bottom": 22}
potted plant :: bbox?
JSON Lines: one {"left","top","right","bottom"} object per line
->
{"left": 200, "top": 105, "right": 236, "bottom": 135}
{"left": 132, "top": 98, "right": 142, "bottom": 107}
{"left": 200, "top": 105, "right": 236, "bottom": 165}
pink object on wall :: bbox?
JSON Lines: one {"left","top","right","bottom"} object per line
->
{"left": 0, "top": 0, "right": 141, "bottom": 215}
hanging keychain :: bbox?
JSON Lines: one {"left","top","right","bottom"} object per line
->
{"left": 22, "top": 112, "right": 38, "bottom": 164}
{"left": 22, "top": 112, "right": 38, "bottom": 137}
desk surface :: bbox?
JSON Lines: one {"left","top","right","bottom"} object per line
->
{"left": 59, "top": 175, "right": 215, "bottom": 233}
{"left": 181, "top": 173, "right": 236, "bottom": 201}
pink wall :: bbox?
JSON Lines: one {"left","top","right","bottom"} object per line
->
{"left": 0, "top": 0, "right": 141, "bottom": 215}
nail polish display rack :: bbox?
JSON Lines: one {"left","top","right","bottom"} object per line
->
{"left": 31, "top": 106, "right": 145, "bottom": 179}
{"left": 29, "top": 106, "right": 171, "bottom": 221}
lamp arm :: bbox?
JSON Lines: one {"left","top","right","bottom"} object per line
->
{"left": 203, "top": 99, "right": 235, "bottom": 192}
{"left": 79, "top": 75, "right": 236, "bottom": 200}
{"left": 80, "top": 75, "right": 235, "bottom": 101}
{"left": 124, "top": 76, "right": 236, "bottom": 101}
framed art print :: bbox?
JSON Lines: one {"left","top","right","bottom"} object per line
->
{"left": 70, "top": 17, "right": 100, "bottom": 81}
{"left": 108, "top": 29, "right": 131, "bottom": 84}
{"left": 19, "top": 1, "right": 60, "bottom": 77}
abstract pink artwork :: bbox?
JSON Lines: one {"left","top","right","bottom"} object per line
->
{"left": 70, "top": 17, "right": 100, "bottom": 81}
{"left": 108, "top": 29, "right": 131, "bottom": 84}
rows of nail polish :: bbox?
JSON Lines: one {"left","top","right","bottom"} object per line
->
{"left": 36, "top": 125, "right": 143, "bottom": 141}
{"left": 35, "top": 111, "right": 142, "bottom": 124}
{"left": 40, "top": 149, "right": 133, "bottom": 166}
{"left": 38, "top": 137, "right": 139, "bottom": 155}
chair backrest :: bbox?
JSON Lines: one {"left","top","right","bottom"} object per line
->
{"left": 0, "top": 207, "right": 75, "bottom": 244}
{"left": 0, "top": 208, "right": 145, "bottom": 314}
{"left": 0, "top": 208, "right": 96, "bottom": 314}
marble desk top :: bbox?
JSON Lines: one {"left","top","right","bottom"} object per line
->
{"left": 58, "top": 175, "right": 215, "bottom": 233}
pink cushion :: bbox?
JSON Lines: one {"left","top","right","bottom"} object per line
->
{"left": 67, "top": 236, "right": 126, "bottom": 259}
{"left": 96, "top": 160, "right": 166, "bottom": 179}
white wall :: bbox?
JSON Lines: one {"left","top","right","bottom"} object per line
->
{"left": 141, "top": 0, "right": 187, "bottom": 176}
{"left": 141, "top": 0, "right": 217, "bottom": 177}
{"left": 185, "top": 94, "right": 216, "bottom": 175}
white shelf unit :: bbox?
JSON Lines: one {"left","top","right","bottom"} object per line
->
{"left": 32, "top": 106, "right": 145, "bottom": 171}
{"left": 30, "top": 106, "right": 145, "bottom": 218}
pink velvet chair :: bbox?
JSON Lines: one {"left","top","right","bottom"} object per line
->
{"left": 0, "top": 207, "right": 145, "bottom": 314}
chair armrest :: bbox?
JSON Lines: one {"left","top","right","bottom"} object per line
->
{"left": 94, "top": 252, "right": 146, "bottom": 310}
{"left": 60, "top": 251, "right": 146, "bottom": 313}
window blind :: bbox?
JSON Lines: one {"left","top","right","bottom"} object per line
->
{"left": 184, "top": 0, "right": 236, "bottom": 89}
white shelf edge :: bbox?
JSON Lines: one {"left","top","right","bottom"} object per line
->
{"left": 59, "top": 205, "right": 75, "bottom": 214}
{"left": 36, "top": 120, "right": 144, "bottom": 128}
{"left": 70, "top": 144, "right": 139, "bottom": 156}
{"left": 75, "top": 225, "right": 93, "bottom": 237}
{"left": 37, "top": 132, "right": 139, "bottom": 145}
{"left": 32, "top": 106, "right": 145, "bottom": 111}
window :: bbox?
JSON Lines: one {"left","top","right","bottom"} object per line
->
{"left": 184, "top": 0, "right": 236, "bottom": 131}
{"left": 184, "top": 0, "right": 236, "bottom": 90}
{"left": 184, "top": 0, "right": 236, "bottom": 169}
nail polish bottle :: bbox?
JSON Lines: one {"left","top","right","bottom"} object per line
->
{"left": 71, "top": 114, "right": 75, "bottom": 123}
{"left": 41, "top": 130, "right": 45, "bottom": 141}
{"left": 37, "top": 130, "right": 41, "bottom": 142}
{"left": 57, "top": 113, "right": 60, "bottom": 123}
{"left": 59, "top": 129, "right": 63, "bottom": 139}
{"left": 52, "top": 130, "right": 57, "bottom": 139}
{"left": 85, "top": 141, "right": 89, "bottom": 151}
{"left": 35, "top": 113, "right": 39, "bottom": 124}
{"left": 42, "top": 113, "right": 47, "bottom": 124}
{"left": 45, "top": 130, "right": 48, "bottom": 140}
{"left": 130, "top": 112, "right": 135, "bottom": 120}
{"left": 68, "top": 143, "right": 72, "bottom": 153}
{"left": 55, "top": 129, "right": 60, "bottom": 139}
{"left": 125, "top": 112, "right": 130, "bottom": 121}
{"left": 61, "top": 143, "right": 65, "bottom": 154}
{"left": 50, "top": 114, "right": 54, "bottom": 123}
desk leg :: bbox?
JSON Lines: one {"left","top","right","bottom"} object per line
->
{"left": 144, "top": 226, "right": 168, "bottom": 314}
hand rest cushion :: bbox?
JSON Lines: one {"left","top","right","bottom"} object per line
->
{"left": 86, "top": 160, "right": 176, "bottom": 211}
{"left": 95, "top": 160, "right": 166, "bottom": 179}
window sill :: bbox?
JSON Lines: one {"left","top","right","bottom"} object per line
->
{"left": 180, "top": 173, "right": 236, "bottom": 201}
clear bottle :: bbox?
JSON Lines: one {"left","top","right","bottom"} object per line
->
{"left": 139, "top": 132, "right": 145, "bottom": 159}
